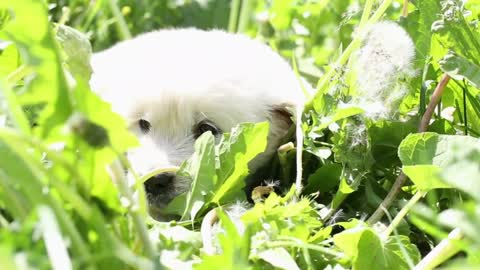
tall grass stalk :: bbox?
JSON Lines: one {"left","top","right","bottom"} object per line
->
{"left": 228, "top": 0, "right": 241, "bottom": 33}
{"left": 107, "top": 0, "right": 132, "bottom": 40}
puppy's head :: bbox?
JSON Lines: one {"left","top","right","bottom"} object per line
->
{"left": 89, "top": 29, "right": 304, "bottom": 218}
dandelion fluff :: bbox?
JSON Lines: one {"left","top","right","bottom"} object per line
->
{"left": 353, "top": 21, "right": 415, "bottom": 119}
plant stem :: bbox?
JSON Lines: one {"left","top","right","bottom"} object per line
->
{"left": 266, "top": 240, "right": 344, "bottom": 258}
{"left": 359, "top": 0, "right": 374, "bottom": 27}
{"left": 6, "top": 64, "right": 33, "bottom": 85}
{"left": 116, "top": 152, "right": 148, "bottom": 217}
{"left": 462, "top": 80, "right": 468, "bottom": 135}
{"left": 402, "top": 0, "right": 409, "bottom": 17}
{"left": 109, "top": 160, "right": 157, "bottom": 260}
{"left": 200, "top": 208, "right": 218, "bottom": 255}
{"left": 368, "top": 74, "right": 451, "bottom": 225}
{"left": 107, "top": 0, "right": 132, "bottom": 40}
{"left": 237, "top": 0, "right": 252, "bottom": 33}
{"left": 382, "top": 191, "right": 425, "bottom": 238}
{"left": 228, "top": 0, "right": 241, "bottom": 33}
{"left": 419, "top": 74, "right": 451, "bottom": 132}
{"left": 413, "top": 228, "right": 463, "bottom": 270}
{"left": 295, "top": 106, "right": 304, "bottom": 198}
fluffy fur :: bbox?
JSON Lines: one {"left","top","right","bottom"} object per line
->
{"left": 89, "top": 28, "right": 305, "bottom": 219}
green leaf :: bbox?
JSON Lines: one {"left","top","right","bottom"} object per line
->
{"left": 164, "top": 132, "right": 216, "bottom": 219}
{"left": 399, "top": 133, "right": 480, "bottom": 193}
{"left": 0, "top": 0, "right": 73, "bottom": 138}
{"left": 70, "top": 81, "right": 138, "bottom": 211}
{"left": 402, "top": 165, "right": 451, "bottom": 191}
{"left": 398, "top": 132, "right": 439, "bottom": 166}
{"left": 303, "top": 163, "right": 342, "bottom": 195}
{"left": 181, "top": 132, "right": 216, "bottom": 220}
{"left": 432, "top": 1, "right": 480, "bottom": 65}
{"left": 212, "top": 122, "right": 269, "bottom": 204}
{"left": 56, "top": 24, "right": 93, "bottom": 80}
{"left": 334, "top": 227, "right": 417, "bottom": 270}
{"left": 409, "top": 0, "right": 440, "bottom": 64}
{"left": 440, "top": 52, "right": 480, "bottom": 88}
{"left": 369, "top": 120, "right": 417, "bottom": 167}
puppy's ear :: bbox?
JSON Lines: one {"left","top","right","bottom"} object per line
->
{"left": 269, "top": 104, "right": 294, "bottom": 131}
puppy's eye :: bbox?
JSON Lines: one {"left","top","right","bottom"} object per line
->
{"left": 138, "top": 119, "right": 151, "bottom": 133}
{"left": 194, "top": 120, "right": 220, "bottom": 138}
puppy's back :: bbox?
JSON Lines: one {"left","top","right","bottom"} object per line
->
{"left": 90, "top": 28, "right": 305, "bottom": 118}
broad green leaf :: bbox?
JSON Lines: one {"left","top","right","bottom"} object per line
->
{"left": 165, "top": 132, "right": 216, "bottom": 219}
{"left": 402, "top": 165, "right": 451, "bottom": 191}
{"left": 399, "top": 133, "right": 480, "bottom": 193}
{"left": 401, "top": 0, "right": 440, "bottom": 69}
{"left": 432, "top": 1, "right": 480, "bottom": 65}
{"left": 56, "top": 24, "right": 93, "bottom": 80}
{"left": 398, "top": 132, "right": 439, "bottom": 166}
{"left": 303, "top": 163, "right": 342, "bottom": 194}
{"left": 182, "top": 132, "right": 216, "bottom": 220}
{"left": 369, "top": 120, "right": 417, "bottom": 167}
{"left": 213, "top": 122, "right": 269, "bottom": 204}
{"left": 384, "top": 235, "right": 421, "bottom": 266}
{"left": 440, "top": 52, "right": 480, "bottom": 88}
{"left": 440, "top": 143, "right": 480, "bottom": 202}
{"left": 334, "top": 227, "right": 417, "bottom": 270}
{"left": 70, "top": 81, "right": 138, "bottom": 212}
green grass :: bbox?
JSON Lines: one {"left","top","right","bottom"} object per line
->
{"left": 1, "top": 0, "right": 480, "bottom": 269}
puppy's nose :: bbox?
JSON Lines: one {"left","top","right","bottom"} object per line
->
{"left": 144, "top": 172, "right": 175, "bottom": 194}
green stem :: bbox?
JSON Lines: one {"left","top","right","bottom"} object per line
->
{"left": 237, "top": 0, "right": 252, "bottom": 33}
{"left": 368, "top": 74, "right": 451, "bottom": 225}
{"left": 109, "top": 160, "right": 157, "bottom": 259}
{"left": 6, "top": 65, "right": 33, "bottom": 85}
{"left": 413, "top": 228, "right": 463, "bottom": 270}
{"left": 419, "top": 57, "right": 431, "bottom": 117}
{"left": 382, "top": 191, "right": 425, "bottom": 238}
{"left": 402, "top": 0, "right": 409, "bottom": 17}
{"left": 367, "top": 0, "right": 393, "bottom": 23}
{"left": 359, "top": 0, "right": 374, "bottom": 27}
{"left": 0, "top": 173, "right": 29, "bottom": 219}
{"left": 107, "top": 0, "right": 132, "bottom": 40}
{"left": 228, "top": 0, "right": 241, "bottom": 33}
{"left": 115, "top": 151, "right": 148, "bottom": 217}
{"left": 266, "top": 240, "right": 344, "bottom": 258}
{"left": 462, "top": 80, "right": 468, "bottom": 135}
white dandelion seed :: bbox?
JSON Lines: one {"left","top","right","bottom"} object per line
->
{"left": 353, "top": 21, "right": 416, "bottom": 119}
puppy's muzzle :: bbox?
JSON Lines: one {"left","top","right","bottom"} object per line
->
{"left": 143, "top": 171, "right": 189, "bottom": 220}
{"left": 144, "top": 172, "right": 175, "bottom": 195}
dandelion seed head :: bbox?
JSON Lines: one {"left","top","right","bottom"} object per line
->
{"left": 352, "top": 21, "right": 415, "bottom": 120}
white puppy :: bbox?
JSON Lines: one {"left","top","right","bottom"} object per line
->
{"left": 89, "top": 28, "right": 305, "bottom": 218}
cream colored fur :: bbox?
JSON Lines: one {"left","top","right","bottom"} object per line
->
{"left": 89, "top": 28, "right": 305, "bottom": 217}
